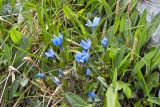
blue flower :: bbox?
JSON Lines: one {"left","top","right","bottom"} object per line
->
{"left": 85, "top": 17, "right": 101, "bottom": 29}
{"left": 88, "top": 91, "right": 96, "bottom": 99}
{"left": 75, "top": 50, "right": 89, "bottom": 63}
{"left": 58, "top": 69, "right": 64, "bottom": 77}
{"left": 80, "top": 39, "right": 91, "bottom": 50}
{"left": 51, "top": 33, "right": 63, "bottom": 47}
{"left": 101, "top": 37, "right": 108, "bottom": 48}
{"left": 45, "top": 48, "right": 55, "bottom": 58}
{"left": 86, "top": 68, "right": 91, "bottom": 76}
{"left": 53, "top": 76, "right": 61, "bottom": 86}
{"left": 36, "top": 73, "right": 44, "bottom": 79}
{"left": 75, "top": 52, "right": 84, "bottom": 63}
{"left": 82, "top": 50, "right": 89, "bottom": 62}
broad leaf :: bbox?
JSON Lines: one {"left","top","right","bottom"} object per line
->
{"left": 123, "top": 85, "right": 131, "bottom": 99}
{"left": 148, "top": 97, "right": 160, "bottom": 105}
{"left": 105, "top": 86, "right": 120, "bottom": 107}
{"left": 97, "top": 76, "right": 107, "bottom": 88}
{"left": 9, "top": 79, "right": 20, "bottom": 100}
{"left": 65, "top": 92, "right": 88, "bottom": 107}
{"left": 9, "top": 29, "right": 22, "bottom": 45}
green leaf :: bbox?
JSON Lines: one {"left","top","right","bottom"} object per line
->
{"left": 123, "top": 18, "right": 131, "bottom": 40}
{"left": 123, "top": 85, "right": 131, "bottom": 99}
{"left": 134, "top": 101, "right": 143, "bottom": 107}
{"left": 60, "top": 103, "right": 68, "bottom": 107}
{"left": 116, "top": 81, "right": 131, "bottom": 98}
{"left": 36, "top": 6, "right": 45, "bottom": 30}
{"left": 106, "top": 86, "right": 116, "bottom": 107}
{"left": 119, "top": 0, "right": 129, "bottom": 15}
{"left": 113, "top": 47, "right": 126, "bottom": 69}
{"left": 146, "top": 13, "right": 160, "bottom": 42}
{"left": 146, "top": 72, "right": 159, "bottom": 92}
{"left": 9, "top": 29, "right": 22, "bottom": 44}
{"left": 0, "top": 37, "right": 12, "bottom": 64}
{"left": 134, "top": 66, "right": 150, "bottom": 98}
{"left": 20, "top": 77, "right": 29, "bottom": 87}
{"left": 65, "top": 92, "right": 88, "bottom": 107}
{"left": 130, "top": 10, "right": 139, "bottom": 26}
{"left": 97, "top": 77, "right": 107, "bottom": 88}
{"left": 117, "top": 54, "right": 130, "bottom": 75}
{"left": 114, "top": 16, "right": 120, "bottom": 34}
{"left": 105, "top": 86, "right": 120, "bottom": 107}
{"left": 134, "top": 10, "right": 147, "bottom": 53}
{"left": 134, "top": 50, "right": 160, "bottom": 75}
{"left": 131, "top": 0, "right": 138, "bottom": 11}
{"left": 98, "top": 0, "right": 112, "bottom": 22}
{"left": 150, "top": 49, "right": 160, "bottom": 70}
{"left": 63, "top": 5, "right": 88, "bottom": 37}
{"left": 116, "top": 81, "right": 124, "bottom": 90}
{"left": 9, "top": 79, "right": 20, "bottom": 100}
{"left": 148, "top": 97, "right": 160, "bottom": 105}
{"left": 11, "top": 44, "right": 46, "bottom": 62}
{"left": 98, "top": 0, "right": 112, "bottom": 16}
{"left": 112, "top": 69, "right": 117, "bottom": 88}
{"left": 120, "top": 16, "right": 125, "bottom": 33}
{"left": 0, "top": 0, "right": 2, "bottom": 8}
{"left": 86, "top": 104, "right": 93, "bottom": 107}
{"left": 3, "top": 86, "right": 9, "bottom": 102}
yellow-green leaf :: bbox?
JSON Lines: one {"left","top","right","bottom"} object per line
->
{"left": 9, "top": 29, "right": 22, "bottom": 44}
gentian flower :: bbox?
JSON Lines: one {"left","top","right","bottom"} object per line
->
{"left": 75, "top": 50, "right": 89, "bottom": 63}
{"left": 82, "top": 50, "right": 89, "bottom": 62}
{"left": 85, "top": 17, "right": 101, "bottom": 29}
{"left": 58, "top": 69, "right": 64, "bottom": 77}
{"left": 101, "top": 37, "right": 108, "bottom": 48}
{"left": 88, "top": 91, "right": 96, "bottom": 100}
{"left": 36, "top": 73, "right": 44, "bottom": 79}
{"left": 86, "top": 68, "right": 91, "bottom": 76}
{"left": 45, "top": 48, "right": 55, "bottom": 58}
{"left": 75, "top": 52, "right": 84, "bottom": 63}
{"left": 53, "top": 76, "right": 61, "bottom": 86}
{"left": 80, "top": 39, "right": 91, "bottom": 50}
{"left": 51, "top": 33, "right": 63, "bottom": 47}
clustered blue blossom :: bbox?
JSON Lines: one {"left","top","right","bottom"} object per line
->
{"left": 38, "top": 16, "right": 107, "bottom": 98}
{"left": 45, "top": 33, "right": 63, "bottom": 58}
{"left": 75, "top": 50, "right": 89, "bottom": 63}
{"left": 42, "top": 33, "right": 64, "bottom": 86}
{"left": 75, "top": 39, "right": 91, "bottom": 64}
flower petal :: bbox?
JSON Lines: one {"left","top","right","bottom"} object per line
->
{"left": 93, "top": 17, "right": 101, "bottom": 26}
{"left": 45, "top": 49, "right": 55, "bottom": 58}
{"left": 53, "top": 77, "right": 61, "bottom": 86}
{"left": 85, "top": 19, "right": 93, "bottom": 27}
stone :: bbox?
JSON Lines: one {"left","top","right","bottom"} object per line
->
{"left": 137, "top": 0, "right": 160, "bottom": 45}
